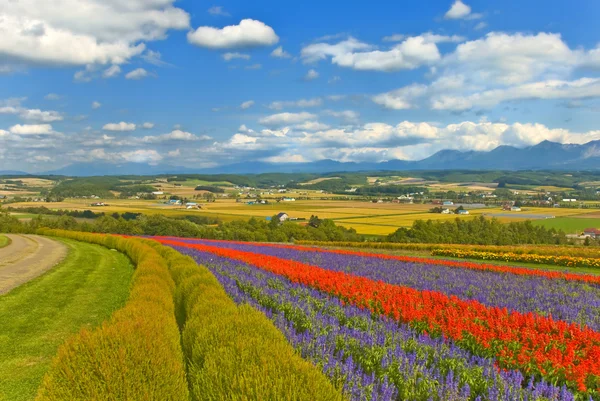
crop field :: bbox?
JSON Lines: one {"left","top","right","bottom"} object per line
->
{"left": 0, "top": 239, "right": 133, "bottom": 401}
{"left": 7, "top": 196, "right": 600, "bottom": 234}
{"left": 154, "top": 236, "right": 600, "bottom": 400}
{"left": 532, "top": 217, "right": 600, "bottom": 233}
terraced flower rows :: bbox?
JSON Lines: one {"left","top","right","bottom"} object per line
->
{"left": 156, "top": 237, "right": 600, "bottom": 400}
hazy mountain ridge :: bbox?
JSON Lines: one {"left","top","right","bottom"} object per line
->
{"left": 37, "top": 140, "right": 600, "bottom": 176}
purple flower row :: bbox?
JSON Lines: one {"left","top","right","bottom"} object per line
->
{"left": 169, "top": 238, "right": 600, "bottom": 332}
{"left": 170, "top": 244, "right": 576, "bottom": 401}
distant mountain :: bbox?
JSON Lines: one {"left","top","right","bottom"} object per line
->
{"left": 40, "top": 140, "right": 600, "bottom": 176}
{"left": 0, "top": 170, "right": 30, "bottom": 176}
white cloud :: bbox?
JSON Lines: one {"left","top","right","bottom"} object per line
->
{"left": 301, "top": 35, "right": 442, "bottom": 72}
{"left": 305, "top": 69, "right": 319, "bottom": 80}
{"left": 102, "top": 65, "right": 121, "bottom": 78}
{"left": 328, "top": 76, "right": 342, "bottom": 84}
{"left": 19, "top": 109, "right": 63, "bottom": 122}
{"left": 0, "top": 0, "right": 189, "bottom": 70}
{"left": 142, "top": 130, "right": 210, "bottom": 143}
{"left": 446, "top": 32, "right": 574, "bottom": 85}
{"left": 142, "top": 122, "right": 155, "bottom": 129}
{"left": 372, "top": 84, "right": 428, "bottom": 110}
{"left": 259, "top": 112, "right": 316, "bottom": 127}
{"left": 208, "top": 6, "right": 230, "bottom": 17}
{"left": 92, "top": 101, "right": 102, "bottom": 109}
{"left": 245, "top": 63, "right": 262, "bottom": 70}
{"left": 222, "top": 52, "right": 250, "bottom": 61}
{"left": 45, "top": 93, "right": 61, "bottom": 100}
{"left": 431, "top": 77, "right": 600, "bottom": 111}
{"left": 9, "top": 124, "right": 54, "bottom": 135}
{"left": 269, "top": 98, "right": 323, "bottom": 110}
{"left": 444, "top": 1, "right": 481, "bottom": 20}
{"left": 103, "top": 122, "right": 136, "bottom": 131}
{"left": 271, "top": 46, "right": 291, "bottom": 58}
{"left": 187, "top": 19, "right": 279, "bottom": 49}
{"left": 474, "top": 22, "right": 488, "bottom": 31}
{"left": 294, "top": 121, "right": 330, "bottom": 131}
{"left": 323, "top": 110, "right": 360, "bottom": 123}
{"left": 125, "top": 68, "right": 150, "bottom": 80}
{"left": 240, "top": 100, "right": 255, "bottom": 109}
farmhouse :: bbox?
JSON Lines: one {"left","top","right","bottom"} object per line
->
{"left": 276, "top": 212, "right": 289, "bottom": 222}
{"left": 457, "top": 209, "right": 470, "bottom": 215}
{"left": 283, "top": 197, "right": 296, "bottom": 202}
{"left": 511, "top": 206, "right": 522, "bottom": 212}
{"left": 441, "top": 208, "right": 451, "bottom": 214}
{"left": 442, "top": 201, "right": 454, "bottom": 206}
{"left": 583, "top": 228, "right": 600, "bottom": 239}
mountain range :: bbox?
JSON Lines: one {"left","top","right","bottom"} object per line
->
{"left": 8, "top": 140, "right": 600, "bottom": 176}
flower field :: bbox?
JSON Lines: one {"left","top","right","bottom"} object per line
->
{"left": 155, "top": 237, "right": 600, "bottom": 401}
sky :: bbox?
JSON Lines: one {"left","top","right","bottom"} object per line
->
{"left": 2, "top": 0, "right": 600, "bottom": 173}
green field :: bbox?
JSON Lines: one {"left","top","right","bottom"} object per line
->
{"left": 0, "top": 239, "right": 134, "bottom": 401}
{"left": 532, "top": 217, "right": 600, "bottom": 234}
{"left": 0, "top": 236, "right": 9, "bottom": 248}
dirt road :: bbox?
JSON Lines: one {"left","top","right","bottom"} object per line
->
{"left": 0, "top": 234, "right": 68, "bottom": 295}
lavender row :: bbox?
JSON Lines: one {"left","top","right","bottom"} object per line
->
{"left": 171, "top": 245, "right": 576, "bottom": 401}
{"left": 170, "top": 238, "right": 600, "bottom": 332}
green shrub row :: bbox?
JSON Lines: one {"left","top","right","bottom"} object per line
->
{"left": 34, "top": 229, "right": 189, "bottom": 401}
{"left": 147, "top": 242, "right": 345, "bottom": 401}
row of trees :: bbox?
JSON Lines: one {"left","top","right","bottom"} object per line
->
{"left": 387, "top": 216, "right": 568, "bottom": 245}
{"left": 0, "top": 212, "right": 362, "bottom": 243}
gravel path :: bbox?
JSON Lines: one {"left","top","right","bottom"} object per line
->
{"left": 0, "top": 234, "right": 68, "bottom": 295}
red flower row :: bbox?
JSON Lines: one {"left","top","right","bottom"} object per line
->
{"left": 164, "top": 237, "right": 600, "bottom": 286}
{"left": 159, "top": 238, "right": 600, "bottom": 394}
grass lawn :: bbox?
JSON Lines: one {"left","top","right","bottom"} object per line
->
{"left": 0, "top": 238, "right": 134, "bottom": 401}
{"left": 532, "top": 217, "right": 600, "bottom": 234}
{"left": 0, "top": 235, "right": 10, "bottom": 248}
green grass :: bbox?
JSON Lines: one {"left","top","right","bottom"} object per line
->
{"left": 0, "top": 238, "right": 134, "bottom": 401}
{"left": 0, "top": 235, "right": 9, "bottom": 249}
{"left": 532, "top": 217, "right": 600, "bottom": 234}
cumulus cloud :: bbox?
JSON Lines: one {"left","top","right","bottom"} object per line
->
{"left": 222, "top": 52, "right": 250, "bottom": 61}
{"left": 259, "top": 112, "right": 316, "bottom": 127}
{"left": 0, "top": 0, "right": 190, "bottom": 71}
{"left": 142, "top": 122, "right": 155, "bottom": 129}
{"left": 125, "top": 68, "right": 150, "bottom": 80}
{"left": 323, "top": 110, "right": 360, "bottom": 123}
{"left": 87, "top": 149, "right": 163, "bottom": 164}
{"left": 271, "top": 46, "right": 291, "bottom": 58}
{"left": 301, "top": 35, "right": 443, "bottom": 72}
{"left": 103, "top": 122, "right": 136, "bottom": 131}
{"left": 187, "top": 19, "right": 279, "bottom": 49}
{"left": 240, "top": 100, "right": 255, "bottom": 109}
{"left": 0, "top": 99, "right": 63, "bottom": 122}
{"left": 444, "top": 1, "right": 481, "bottom": 20}
{"left": 92, "top": 101, "right": 102, "bottom": 109}
{"left": 9, "top": 124, "right": 55, "bottom": 135}
{"left": 45, "top": 93, "right": 61, "bottom": 100}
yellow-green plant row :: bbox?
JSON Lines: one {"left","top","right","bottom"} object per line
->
{"left": 431, "top": 248, "right": 600, "bottom": 269}
{"left": 33, "top": 230, "right": 342, "bottom": 401}
{"left": 296, "top": 240, "right": 600, "bottom": 258}
{"left": 34, "top": 229, "right": 189, "bottom": 401}
{"left": 146, "top": 242, "right": 345, "bottom": 401}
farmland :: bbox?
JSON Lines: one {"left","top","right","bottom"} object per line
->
{"left": 533, "top": 217, "right": 600, "bottom": 233}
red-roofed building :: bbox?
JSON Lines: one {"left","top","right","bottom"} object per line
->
{"left": 583, "top": 228, "right": 600, "bottom": 239}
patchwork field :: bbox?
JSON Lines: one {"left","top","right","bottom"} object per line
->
{"left": 532, "top": 217, "right": 600, "bottom": 233}
{"left": 7, "top": 196, "right": 600, "bottom": 235}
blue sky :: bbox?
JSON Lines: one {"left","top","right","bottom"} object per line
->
{"left": 2, "top": 0, "right": 600, "bottom": 172}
